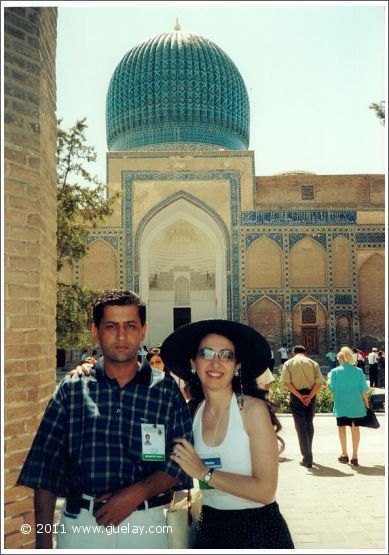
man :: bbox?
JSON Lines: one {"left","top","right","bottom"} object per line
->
{"left": 357, "top": 348, "right": 366, "bottom": 374}
{"left": 367, "top": 347, "right": 379, "bottom": 387}
{"left": 325, "top": 347, "right": 337, "bottom": 370}
{"left": 269, "top": 348, "right": 275, "bottom": 373}
{"left": 278, "top": 343, "right": 289, "bottom": 366}
{"left": 281, "top": 345, "right": 324, "bottom": 468}
{"left": 17, "top": 289, "right": 193, "bottom": 549}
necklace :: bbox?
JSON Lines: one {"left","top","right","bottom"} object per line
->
{"left": 204, "top": 402, "right": 230, "bottom": 445}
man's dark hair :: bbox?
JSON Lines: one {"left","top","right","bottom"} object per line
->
{"left": 293, "top": 345, "right": 306, "bottom": 354}
{"left": 93, "top": 289, "right": 146, "bottom": 327}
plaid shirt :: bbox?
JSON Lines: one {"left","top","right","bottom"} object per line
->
{"left": 17, "top": 359, "right": 193, "bottom": 497}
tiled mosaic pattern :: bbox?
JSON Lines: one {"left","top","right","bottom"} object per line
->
{"left": 106, "top": 31, "right": 249, "bottom": 151}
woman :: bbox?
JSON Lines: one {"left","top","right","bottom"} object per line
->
{"left": 146, "top": 346, "right": 165, "bottom": 371}
{"left": 160, "top": 319, "right": 294, "bottom": 549}
{"left": 146, "top": 345, "right": 191, "bottom": 402}
{"left": 329, "top": 346, "right": 369, "bottom": 466}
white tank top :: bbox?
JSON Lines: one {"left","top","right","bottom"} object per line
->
{"left": 193, "top": 394, "right": 265, "bottom": 510}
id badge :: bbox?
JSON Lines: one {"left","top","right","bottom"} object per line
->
{"left": 199, "top": 456, "right": 222, "bottom": 490}
{"left": 141, "top": 423, "right": 165, "bottom": 461}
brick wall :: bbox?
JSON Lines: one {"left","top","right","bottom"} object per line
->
{"left": 4, "top": 7, "right": 57, "bottom": 548}
{"left": 255, "top": 174, "right": 385, "bottom": 207}
{"left": 358, "top": 254, "right": 385, "bottom": 347}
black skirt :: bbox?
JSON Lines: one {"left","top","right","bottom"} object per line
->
{"left": 194, "top": 501, "right": 294, "bottom": 549}
{"left": 336, "top": 416, "right": 366, "bottom": 427}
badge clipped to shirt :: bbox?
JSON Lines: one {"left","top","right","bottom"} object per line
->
{"left": 141, "top": 423, "right": 165, "bottom": 461}
{"left": 199, "top": 456, "right": 222, "bottom": 490}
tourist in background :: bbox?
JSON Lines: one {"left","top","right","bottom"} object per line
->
{"left": 147, "top": 345, "right": 191, "bottom": 401}
{"left": 146, "top": 346, "right": 165, "bottom": 371}
{"left": 377, "top": 350, "right": 385, "bottom": 388}
{"left": 256, "top": 368, "right": 275, "bottom": 392}
{"left": 367, "top": 348, "right": 379, "bottom": 388}
{"left": 269, "top": 348, "right": 275, "bottom": 373}
{"left": 80, "top": 348, "right": 88, "bottom": 363}
{"left": 280, "top": 345, "right": 324, "bottom": 468}
{"left": 328, "top": 346, "right": 369, "bottom": 467}
{"left": 357, "top": 348, "right": 366, "bottom": 373}
{"left": 325, "top": 347, "right": 337, "bottom": 370}
{"left": 277, "top": 344, "right": 289, "bottom": 367}
{"left": 352, "top": 348, "right": 363, "bottom": 367}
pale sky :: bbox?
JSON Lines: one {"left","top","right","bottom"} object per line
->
{"left": 56, "top": 1, "right": 387, "bottom": 182}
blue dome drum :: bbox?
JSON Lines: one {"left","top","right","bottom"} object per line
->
{"left": 106, "top": 25, "right": 250, "bottom": 151}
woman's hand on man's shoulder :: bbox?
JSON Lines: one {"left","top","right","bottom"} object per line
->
{"left": 67, "top": 363, "right": 93, "bottom": 377}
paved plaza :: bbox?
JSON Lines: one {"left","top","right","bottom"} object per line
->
{"left": 276, "top": 412, "right": 386, "bottom": 551}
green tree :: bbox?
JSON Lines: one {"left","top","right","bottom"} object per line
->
{"left": 56, "top": 283, "right": 102, "bottom": 350}
{"left": 369, "top": 101, "right": 385, "bottom": 125}
{"left": 56, "top": 118, "right": 116, "bottom": 350}
{"left": 57, "top": 117, "right": 116, "bottom": 271}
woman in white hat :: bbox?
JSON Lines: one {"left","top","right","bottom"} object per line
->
{"left": 161, "top": 319, "right": 293, "bottom": 549}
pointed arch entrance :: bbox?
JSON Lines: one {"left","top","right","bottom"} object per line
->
{"left": 139, "top": 198, "right": 228, "bottom": 346}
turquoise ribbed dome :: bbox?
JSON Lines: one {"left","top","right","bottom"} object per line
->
{"left": 106, "top": 27, "right": 250, "bottom": 151}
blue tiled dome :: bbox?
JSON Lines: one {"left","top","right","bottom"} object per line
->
{"left": 106, "top": 27, "right": 250, "bottom": 151}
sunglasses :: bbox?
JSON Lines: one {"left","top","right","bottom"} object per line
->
{"left": 197, "top": 348, "right": 236, "bottom": 361}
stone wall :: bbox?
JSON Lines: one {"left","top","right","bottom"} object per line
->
{"left": 4, "top": 6, "right": 57, "bottom": 548}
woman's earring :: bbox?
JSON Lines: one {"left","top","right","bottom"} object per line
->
{"left": 191, "top": 368, "right": 196, "bottom": 374}
{"left": 237, "top": 369, "right": 244, "bottom": 410}
{"left": 234, "top": 370, "right": 239, "bottom": 377}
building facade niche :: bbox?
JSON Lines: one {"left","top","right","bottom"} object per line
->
{"left": 248, "top": 296, "right": 283, "bottom": 350}
{"left": 292, "top": 297, "right": 328, "bottom": 355}
{"left": 289, "top": 237, "right": 327, "bottom": 288}
{"left": 138, "top": 197, "right": 228, "bottom": 345}
{"left": 358, "top": 253, "right": 385, "bottom": 347}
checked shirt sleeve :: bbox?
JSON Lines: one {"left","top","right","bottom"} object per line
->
{"left": 164, "top": 388, "right": 194, "bottom": 490}
{"left": 17, "top": 384, "right": 69, "bottom": 497}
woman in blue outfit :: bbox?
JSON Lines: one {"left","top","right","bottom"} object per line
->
{"left": 329, "top": 346, "right": 369, "bottom": 466}
{"left": 161, "top": 319, "right": 294, "bottom": 549}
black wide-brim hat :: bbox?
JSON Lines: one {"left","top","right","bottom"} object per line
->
{"left": 160, "top": 319, "right": 271, "bottom": 384}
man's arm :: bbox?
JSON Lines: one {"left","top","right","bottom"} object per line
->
{"left": 93, "top": 471, "right": 177, "bottom": 527}
{"left": 306, "top": 382, "right": 322, "bottom": 403}
{"left": 283, "top": 381, "right": 305, "bottom": 401}
{"left": 283, "top": 381, "right": 321, "bottom": 406}
{"left": 34, "top": 489, "right": 57, "bottom": 549}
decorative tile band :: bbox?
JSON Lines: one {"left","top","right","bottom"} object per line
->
{"left": 245, "top": 233, "right": 283, "bottom": 249}
{"left": 335, "top": 310, "right": 353, "bottom": 318}
{"left": 241, "top": 210, "right": 356, "bottom": 226}
{"left": 85, "top": 235, "right": 118, "bottom": 251}
{"left": 335, "top": 295, "right": 353, "bottom": 304}
{"left": 356, "top": 232, "right": 385, "bottom": 244}
{"left": 289, "top": 233, "right": 326, "bottom": 249}
{"left": 246, "top": 294, "right": 284, "bottom": 311}
{"left": 291, "top": 294, "right": 328, "bottom": 310}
